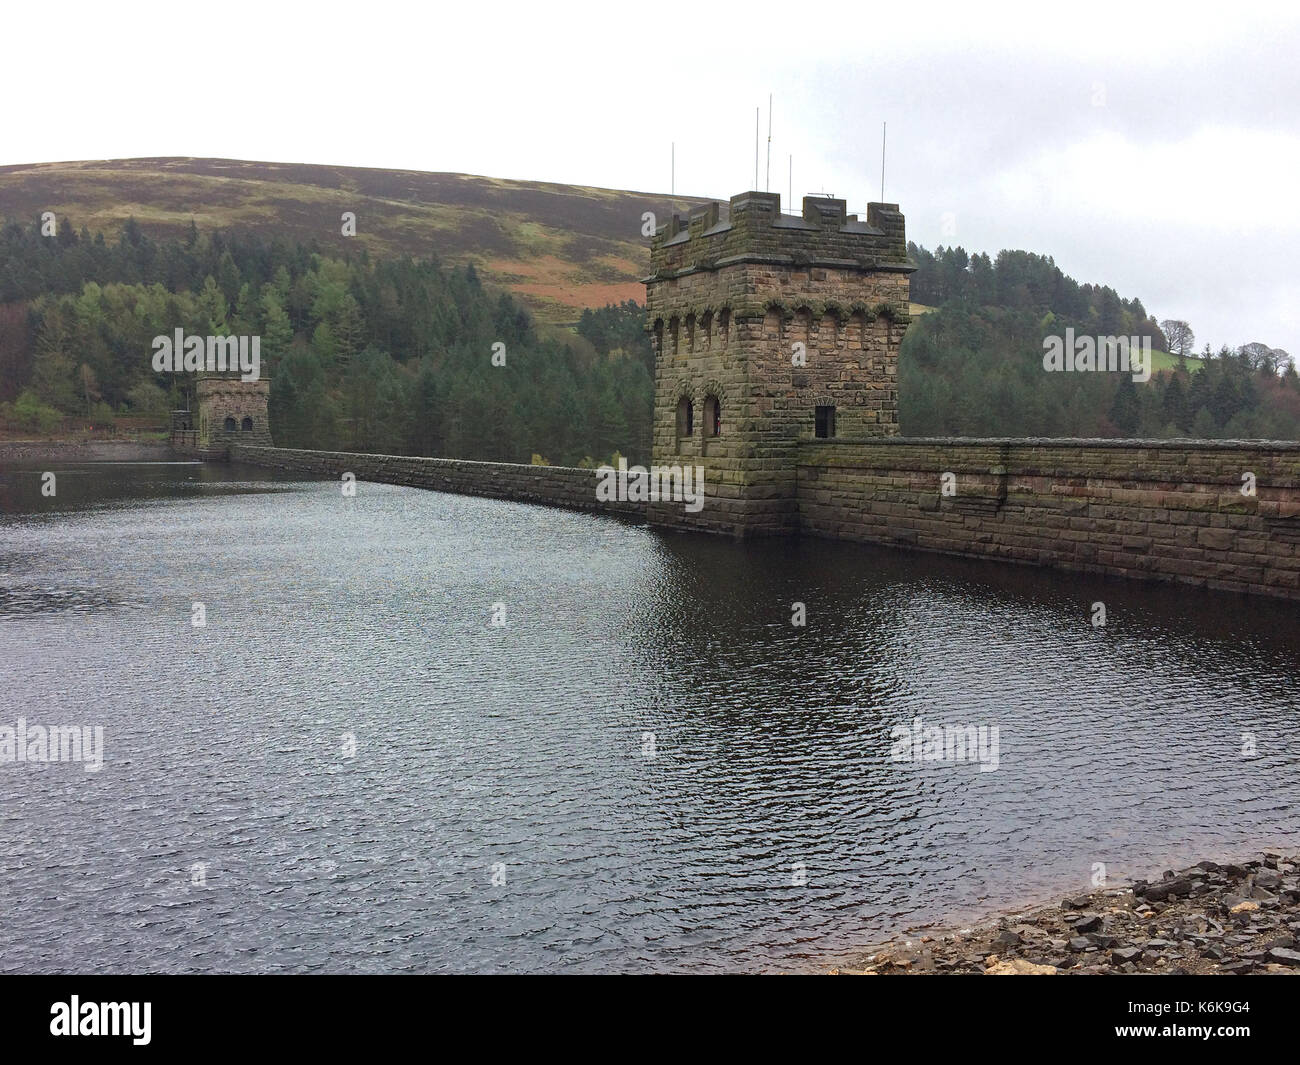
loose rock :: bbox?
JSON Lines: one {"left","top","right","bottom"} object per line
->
{"left": 843, "top": 852, "right": 1300, "bottom": 976}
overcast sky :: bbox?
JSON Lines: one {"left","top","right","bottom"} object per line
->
{"left": 5, "top": 0, "right": 1298, "bottom": 355}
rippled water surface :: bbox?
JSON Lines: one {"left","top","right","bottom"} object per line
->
{"left": 1, "top": 460, "right": 1298, "bottom": 973}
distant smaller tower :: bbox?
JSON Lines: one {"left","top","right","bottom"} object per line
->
{"left": 196, "top": 373, "right": 271, "bottom": 452}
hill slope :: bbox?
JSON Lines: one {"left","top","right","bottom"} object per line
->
{"left": 0, "top": 157, "right": 710, "bottom": 322}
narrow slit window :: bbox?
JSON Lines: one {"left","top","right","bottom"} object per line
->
{"left": 814, "top": 405, "right": 836, "bottom": 439}
{"left": 677, "top": 397, "right": 694, "bottom": 440}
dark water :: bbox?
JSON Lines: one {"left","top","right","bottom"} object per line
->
{"left": 1, "top": 460, "right": 1298, "bottom": 974}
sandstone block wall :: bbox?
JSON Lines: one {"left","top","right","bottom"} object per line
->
{"left": 796, "top": 437, "right": 1300, "bottom": 600}
{"left": 0, "top": 441, "right": 174, "bottom": 463}
{"left": 228, "top": 445, "right": 643, "bottom": 518}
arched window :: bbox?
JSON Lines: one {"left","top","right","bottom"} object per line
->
{"left": 676, "top": 396, "right": 694, "bottom": 446}
{"left": 704, "top": 395, "right": 721, "bottom": 437}
{"left": 241, "top": 416, "right": 253, "bottom": 431}
{"left": 223, "top": 416, "right": 237, "bottom": 431}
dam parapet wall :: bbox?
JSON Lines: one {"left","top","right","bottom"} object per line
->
{"left": 796, "top": 436, "right": 1300, "bottom": 600}
{"left": 223, "top": 438, "right": 1300, "bottom": 601}
{"left": 227, "top": 445, "right": 644, "bottom": 518}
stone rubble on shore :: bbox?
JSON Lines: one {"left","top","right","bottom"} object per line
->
{"left": 834, "top": 853, "right": 1300, "bottom": 975}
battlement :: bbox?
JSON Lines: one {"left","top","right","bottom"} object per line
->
{"left": 196, "top": 372, "right": 268, "bottom": 391}
{"left": 649, "top": 192, "right": 912, "bottom": 280}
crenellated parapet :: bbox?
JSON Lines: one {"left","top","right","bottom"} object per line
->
{"left": 648, "top": 193, "right": 911, "bottom": 311}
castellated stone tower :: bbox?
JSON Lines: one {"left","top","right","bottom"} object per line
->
{"left": 644, "top": 191, "right": 913, "bottom": 536}
{"left": 196, "top": 372, "right": 272, "bottom": 451}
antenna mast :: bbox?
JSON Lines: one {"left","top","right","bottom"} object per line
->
{"left": 880, "top": 121, "right": 887, "bottom": 201}
{"left": 765, "top": 94, "right": 772, "bottom": 192}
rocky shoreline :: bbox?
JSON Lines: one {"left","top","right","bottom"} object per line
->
{"left": 834, "top": 853, "right": 1300, "bottom": 975}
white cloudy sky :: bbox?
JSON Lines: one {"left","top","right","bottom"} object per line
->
{"left": 5, "top": 0, "right": 1298, "bottom": 354}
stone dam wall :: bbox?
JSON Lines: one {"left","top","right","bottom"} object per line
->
{"left": 224, "top": 440, "right": 1300, "bottom": 601}
{"left": 228, "top": 445, "right": 642, "bottom": 517}
{"left": 0, "top": 440, "right": 174, "bottom": 463}
{"left": 798, "top": 438, "right": 1300, "bottom": 600}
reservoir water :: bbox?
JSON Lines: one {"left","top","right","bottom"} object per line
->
{"left": 2, "top": 460, "right": 1298, "bottom": 973}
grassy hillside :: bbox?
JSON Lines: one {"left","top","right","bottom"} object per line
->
{"left": 1150, "top": 348, "right": 1204, "bottom": 373}
{"left": 0, "top": 157, "right": 709, "bottom": 322}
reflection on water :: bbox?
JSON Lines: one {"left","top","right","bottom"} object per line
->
{"left": 1, "top": 460, "right": 1298, "bottom": 973}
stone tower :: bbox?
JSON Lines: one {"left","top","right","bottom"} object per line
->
{"left": 644, "top": 191, "right": 913, "bottom": 536}
{"left": 196, "top": 373, "right": 272, "bottom": 452}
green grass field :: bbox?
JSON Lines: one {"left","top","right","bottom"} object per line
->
{"left": 1150, "top": 348, "right": 1205, "bottom": 374}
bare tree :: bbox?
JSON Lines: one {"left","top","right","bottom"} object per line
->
{"left": 1240, "top": 342, "right": 1292, "bottom": 375}
{"left": 1160, "top": 319, "right": 1195, "bottom": 359}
